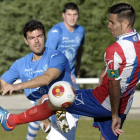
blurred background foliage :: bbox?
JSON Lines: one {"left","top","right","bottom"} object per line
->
{"left": 0, "top": 0, "right": 140, "bottom": 80}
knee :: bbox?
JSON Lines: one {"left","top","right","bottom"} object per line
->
{"left": 41, "top": 94, "right": 49, "bottom": 103}
{"left": 37, "top": 94, "right": 49, "bottom": 105}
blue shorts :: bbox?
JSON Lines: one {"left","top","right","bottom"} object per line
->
{"left": 66, "top": 89, "right": 126, "bottom": 140}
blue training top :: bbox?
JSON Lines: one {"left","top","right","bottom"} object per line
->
{"left": 45, "top": 22, "right": 85, "bottom": 77}
{"left": 1, "top": 48, "right": 72, "bottom": 101}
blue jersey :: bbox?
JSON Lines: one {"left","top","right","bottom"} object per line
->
{"left": 1, "top": 48, "right": 72, "bottom": 101}
{"left": 45, "top": 22, "right": 85, "bottom": 77}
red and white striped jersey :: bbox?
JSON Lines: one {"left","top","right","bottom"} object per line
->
{"left": 92, "top": 30, "right": 140, "bottom": 114}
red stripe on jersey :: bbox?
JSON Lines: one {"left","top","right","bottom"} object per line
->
{"left": 92, "top": 74, "right": 109, "bottom": 104}
{"left": 105, "top": 42, "right": 127, "bottom": 80}
{"left": 120, "top": 95, "right": 131, "bottom": 113}
{"left": 93, "top": 42, "right": 126, "bottom": 104}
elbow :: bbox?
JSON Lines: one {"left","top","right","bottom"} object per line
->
{"left": 45, "top": 80, "right": 51, "bottom": 86}
{"left": 42, "top": 74, "right": 52, "bottom": 86}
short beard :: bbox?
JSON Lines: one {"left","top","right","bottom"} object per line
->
{"left": 34, "top": 47, "right": 46, "bottom": 56}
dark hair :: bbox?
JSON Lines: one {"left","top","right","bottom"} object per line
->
{"left": 23, "top": 20, "right": 46, "bottom": 38}
{"left": 108, "top": 3, "right": 135, "bottom": 28}
{"left": 63, "top": 2, "right": 79, "bottom": 13}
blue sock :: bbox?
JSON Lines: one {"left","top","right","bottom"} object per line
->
{"left": 26, "top": 121, "right": 40, "bottom": 140}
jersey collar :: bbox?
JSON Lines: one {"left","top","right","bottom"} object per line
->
{"left": 116, "top": 30, "right": 139, "bottom": 42}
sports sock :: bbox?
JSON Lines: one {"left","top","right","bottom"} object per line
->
{"left": 7, "top": 114, "right": 18, "bottom": 128}
{"left": 7, "top": 101, "right": 55, "bottom": 127}
{"left": 26, "top": 122, "right": 40, "bottom": 140}
{"left": 25, "top": 98, "right": 49, "bottom": 139}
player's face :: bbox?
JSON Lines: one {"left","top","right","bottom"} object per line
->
{"left": 24, "top": 29, "right": 45, "bottom": 55}
{"left": 108, "top": 14, "right": 124, "bottom": 38}
{"left": 63, "top": 9, "right": 79, "bottom": 28}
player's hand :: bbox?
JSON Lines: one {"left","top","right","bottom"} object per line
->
{"left": 0, "top": 84, "right": 20, "bottom": 96}
{"left": 112, "top": 116, "right": 124, "bottom": 136}
{"left": 71, "top": 74, "right": 76, "bottom": 84}
{"left": 99, "top": 74, "right": 103, "bottom": 86}
{"left": 98, "top": 66, "right": 107, "bottom": 86}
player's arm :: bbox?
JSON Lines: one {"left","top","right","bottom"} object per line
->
{"left": 0, "top": 79, "right": 8, "bottom": 90}
{"left": 1, "top": 68, "right": 61, "bottom": 95}
{"left": 70, "top": 74, "right": 76, "bottom": 84}
{"left": 109, "top": 80, "right": 120, "bottom": 117}
{"left": 17, "top": 67, "right": 61, "bottom": 89}
{"left": 105, "top": 44, "right": 124, "bottom": 136}
{"left": 74, "top": 27, "right": 85, "bottom": 77}
{"left": 19, "top": 67, "right": 61, "bottom": 88}
{"left": 0, "top": 60, "right": 21, "bottom": 95}
{"left": 0, "top": 78, "right": 14, "bottom": 95}
{"left": 108, "top": 79, "right": 124, "bottom": 136}
{"left": 74, "top": 44, "right": 83, "bottom": 77}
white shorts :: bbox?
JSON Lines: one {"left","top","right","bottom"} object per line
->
{"left": 46, "top": 112, "right": 79, "bottom": 140}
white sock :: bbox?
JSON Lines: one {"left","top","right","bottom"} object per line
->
{"left": 26, "top": 121, "right": 40, "bottom": 140}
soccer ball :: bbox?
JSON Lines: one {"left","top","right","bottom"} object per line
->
{"left": 48, "top": 81, "right": 76, "bottom": 108}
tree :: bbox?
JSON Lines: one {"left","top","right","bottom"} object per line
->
{"left": 0, "top": 0, "right": 140, "bottom": 80}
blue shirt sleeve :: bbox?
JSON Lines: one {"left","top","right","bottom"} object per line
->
{"left": 48, "top": 51, "right": 68, "bottom": 73}
{"left": 1, "top": 60, "right": 20, "bottom": 84}
{"left": 45, "top": 27, "right": 61, "bottom": 50}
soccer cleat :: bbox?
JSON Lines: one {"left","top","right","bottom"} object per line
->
{"left": 0, "top": 106, "right": 14, "bottom": 131}
{"left": 55, "top": 111, "right": 70, "bottom": 133}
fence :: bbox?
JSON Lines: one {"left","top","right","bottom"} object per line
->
{"left": 14, "top": 78, "right": 99, "bottom": 84}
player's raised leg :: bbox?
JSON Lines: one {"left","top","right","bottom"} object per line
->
{"left": 0, "top": 81, "right": 76, "bottom": 131}
{"left": 0, "top": 99, "right": 59, "bottom": 131}
{"left": 0, "top": 106, "right": 14, "bottom": 131}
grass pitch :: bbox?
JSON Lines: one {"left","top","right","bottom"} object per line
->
{"left": 0, "top": 119, "right": 140, "bottom": 140}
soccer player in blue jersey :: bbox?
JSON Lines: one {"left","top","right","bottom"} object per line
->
{"left": 0, "top": 19, "right": 73, "bottom": 138}
{"left": 45, "top": 2, "right": 85, "bottom": 86}
{"left": 26, "top": 2, "right": 85, "bottom": 140}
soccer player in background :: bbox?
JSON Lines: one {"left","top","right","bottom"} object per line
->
{"left": 1, "top": 2, "right": 139, "bottom": 140}
{"left": 26, "top": 2, "right": 85, "bottom": 140}
{"left": 0, "top": 20, "right": 75, "bottom": 139}
{"left": 46, "top": 2, "right": 85, "bottom": 88}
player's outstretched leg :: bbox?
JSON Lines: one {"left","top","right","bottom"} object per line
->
{"left": 0, "top": 100, "right": 57, "bottom": 131}
{"left": 55, "top": 111, "right": 70, "bottom": 133}
{"left": 0, "top": 106, "right": 14, "bottom": 131}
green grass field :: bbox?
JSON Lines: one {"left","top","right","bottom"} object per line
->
{"left": 0, "top": 119, "right": 140, "bottom": 140}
